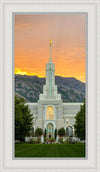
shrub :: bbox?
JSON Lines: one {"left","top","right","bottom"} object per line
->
{"left": 27, "top": 140, "right": 33, "bottom": 144}
{"left": 44, "top": 129, "right": 46, "bottom": 138}
{"left": 58, "top": 128, "right": 65, "bottom": 137}
{"left": 36, "top": 138, "right": 41, "bottom": 143}
{"left": 59, "top": 137, "right": 63, "bottom": 143}
{"left": 32, "top": 140, "right": 35, "bottom": 144}
{"left": 44, "top": 138, "right": 47, "bottom": 142}
{"left": 65, "top": 138, "right": 68, "bottom": 144}
{"left": 68, "top": 137, "right": 73, "bottom": 144}
{"left": 35, "top": 128, "right": 43, "bottom": 137}
{"left": 49, "top": 138, "right": 55, "bottom": 142}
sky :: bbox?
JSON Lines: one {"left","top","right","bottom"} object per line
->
{"left": 15, "top": 14, "right": 86, "bottom": 82}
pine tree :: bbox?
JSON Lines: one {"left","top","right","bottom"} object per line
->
{"left": 15, "top": 96, "right": 33, "bottom": 141}
{"left": 35, "top": 128, "right": 43, "bottom": 137}
{"left": 74, "top": 100, "right": 85, "bottom": 140}
{"left": 58, "top": 127, "right": 65, "bottom": 137}
{"left": 55, "top": 129, "right": 57, "bottom": 139}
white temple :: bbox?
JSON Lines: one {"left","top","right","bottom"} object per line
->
{"left": 26, "top": 40, "right": 83, "bottom": 138}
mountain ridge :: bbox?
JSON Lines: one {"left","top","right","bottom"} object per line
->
{"left": 15, "top": 74, "right": 85, "bottom": 103}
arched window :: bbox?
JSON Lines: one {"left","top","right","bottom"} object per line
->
{"left": 66, "top": 126, "right": 73, "bottom": 136}
{"left": 47, "top": 106, "right": 54, "bottom": 120}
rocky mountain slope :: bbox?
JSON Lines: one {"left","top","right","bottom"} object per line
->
{"left": 15, "top": 74, "right": 85, "bottom": 103}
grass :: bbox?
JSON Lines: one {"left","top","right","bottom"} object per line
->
{"left": 15, "top": 143, "right": 85, "bottom": 158}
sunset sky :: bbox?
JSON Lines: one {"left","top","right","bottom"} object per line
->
{"left": 15, "top": 14, "right": 86, "bottom": 82}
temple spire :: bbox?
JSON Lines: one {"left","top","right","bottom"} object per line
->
{"left": 49, "top": 39, "right": 52, "bottom": 62}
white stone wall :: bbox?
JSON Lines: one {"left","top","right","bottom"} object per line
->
{"left": 25, "top": 103, "right": 38, "bottom": 116}
{"left": 26, "top": 101, "right": 83, "bottom": 135}
{"left": 56, "top": 119, "right": 65, "bottom": 130}
{"left": 35, "top": 119, "right": 43, "bottom": 129}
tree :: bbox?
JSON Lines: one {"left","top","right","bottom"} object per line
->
{"left": 74, "top": 100, "right": 85, "bottom": 140}
{"left": 44, "top": 129, "right": 46, "bottom": 138}
{"left": 15, "top": 96, "right": 33, "bottom": 141}
{"left": 55, "top": 129, "right": 57, "bottom": 139}
{"left": 58, "top": 127, "right": 65, "bottom": 137}
{"left": 35, "top": 128, "right": 43, "bottom": 137}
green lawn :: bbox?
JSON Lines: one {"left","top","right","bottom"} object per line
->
{"left": 15, "top": 143, "right": 85, "bottom": 158}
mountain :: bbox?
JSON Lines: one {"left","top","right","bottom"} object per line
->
{"left": 15, "top": 74, "right": 85, "bottom": 103}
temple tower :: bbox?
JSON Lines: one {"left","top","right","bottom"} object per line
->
{"left": 39, "top": 40, "right": 61, "bottom": 100}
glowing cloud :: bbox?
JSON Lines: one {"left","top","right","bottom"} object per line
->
{"left": 15, "top": 14, "right": 86, "bottom": 82}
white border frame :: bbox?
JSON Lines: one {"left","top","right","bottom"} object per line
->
{"left": 0, "top": 0, "right": 100, "bottom": 172}
{"left": 13, "top": 12, "right": 87, "bottom": 160}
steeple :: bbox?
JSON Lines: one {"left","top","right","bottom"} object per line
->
{"left": 39, "top": 40, "right": 61, "bottom": 101}
{"left": 49, "top": 39, "right": 52, "bottom": 62}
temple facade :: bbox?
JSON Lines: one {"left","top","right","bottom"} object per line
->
{"left": 26, "top": 41, "right": 83, "bottom": 138}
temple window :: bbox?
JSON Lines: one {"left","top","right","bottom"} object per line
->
{"left": 47, "top": 106, "right": 54, "bottom": 120}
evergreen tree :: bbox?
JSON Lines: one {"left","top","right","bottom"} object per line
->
{"left": 35, "top": 128, "right": 43, "bottom": 137}
{"left": 15, "top": 96, "right": 33, "bottom": 141}
{"left": 74, "top": 100, "right": 85, "bottom": 140}
{"left": 55, "top": 129, "right": 57, "bottom": 139}
{"left": 44, "top": 129, "right": 46, "bottom": 138}
{"left": 58, "top": 127, "right": 65, "bottom": 137}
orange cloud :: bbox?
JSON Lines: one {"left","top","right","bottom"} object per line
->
{"left": 15, "top": 14, "right": 86, "bottom": 83}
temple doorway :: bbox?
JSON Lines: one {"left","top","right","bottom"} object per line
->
{"left": 46, "top": 123, "right": 54, "bottom": 138}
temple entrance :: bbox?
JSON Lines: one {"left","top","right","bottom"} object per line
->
{"left": 46, "top": 123, "right": 54, "bottom": 138}
{"left": 49, "top": 134, "right": 51, "bottom": 138}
